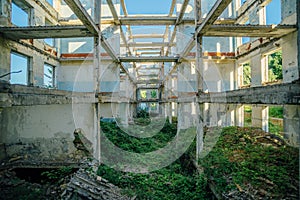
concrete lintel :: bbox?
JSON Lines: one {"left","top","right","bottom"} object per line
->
{"left": 199, "top": 81, "right": 300, "bottom": 105}
{"left": 64, "top": 0, "right": 99, "bottom": 34}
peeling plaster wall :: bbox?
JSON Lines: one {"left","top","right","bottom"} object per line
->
{"left": 57, "top": 60, "right": 94, "bottom": 92}
{"left": 0, "top": 103, "right": 97, "bottom": 162}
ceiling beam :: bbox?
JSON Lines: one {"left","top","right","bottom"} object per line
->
{"left": 119, "top": 56, "right": 178, "bottom": 62}
{"left": 163, "top": 0, "right": 232, "bottom": 85}
{"left": 106, "top": 0, "right": 120, "bottom": 24}
{"left": 178, "top": 0, "right": 232, "bottom": 63}
{"left": 119, "top": 16, "right": 194, "bottom": 25}
{"left": 206, "top": 24, "right": 297, "bottom": 37}
{"left": 130, "top": 34, "right": 164, "bottom": 39}
{"left": 176, "top": 0, "right": 190, "bottom": 25}
{"left": 0, "top": 24, "right": 294, "bottom": 40}
{"left": 165, "top": 0, "right": 190, "bottom": 56}
{"left": 64, "top": 0, "right": 98, "bottom": 34}
{"left": 123, "top": 42, "right": 175, "bottom": 47}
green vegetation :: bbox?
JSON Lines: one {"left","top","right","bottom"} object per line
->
{"left": 243, "top": 63, "right": 251, "bottom": 85}
{"left": 99, "top": 118, "right": 210, "bottom": 199}
{"left": 269, "top": 106, "right": 284, "bottom": 135}
{"left": 244, "top": 105, "right": 252, "bottom": 127}
{"left": 269, "top": 106, "right": 283, "bottom": 118}
{"left": 199, "top": 126, "right": 298, "bottom": 199}
{"left": 268, "top": 51, "right": 283, "bottom": 82}
{"left": 100, "top": 119, "right": 177, "bottom": 153}
{"left": 98, "top": 113, "right": 297, "bottom": 199}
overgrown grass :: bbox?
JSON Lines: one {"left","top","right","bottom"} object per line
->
{"left": 98, "top": 119, "right": 210, "bottom": 199}
{"left": 199, "top": 126, "right": 299, "bottom": 199}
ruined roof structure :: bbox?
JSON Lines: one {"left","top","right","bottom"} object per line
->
{"left": 0, "top": 0, "right": 299, "bottom": 198}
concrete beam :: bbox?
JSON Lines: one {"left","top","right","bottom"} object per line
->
{"left": 199, "top": 81, "right": 300, "bottom": 105}
{"left": 0, "top": 25, "right": 93, "bottom": 39}
{"left": 176, "top": 0, "right": 232, "bottom": 64}
{"left": 119, "top": 56, "right": 178, "bottom": 62}
{"left": 120, "top": 0, "right": 128, "bottom": 16}
{"left": 0, "top": 83, "right": 96, "bottom": 107}
{"left": 130, "top": 34, "right": 165, "bottom": 39}
{"left": 0, "top": 24, "right": 294, "bottom": 40}
{"left": 106, "top": 0, "right": 120, "bottom": 24}
{"left": 123, "top": 42, "right": 175, "bottom": 47}
{"left": 206, "top": 24, "right": 297, "bottom": 37}
{"left": 64, "top": 0, "right": 99, "bottom": 34}
{"left": 176, "top": 0, "right": 190, "bottom": 25}
{"left": 119, "top": 16, "right": 194, "bottom": 25}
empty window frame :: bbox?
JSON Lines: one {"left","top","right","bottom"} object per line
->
{"left": 44, "top": 63, "right": 55, "bottom": 88}
{"left": 268, "top": 105, "right": 284, "bottom": 136}
{"left": 262, "top": 49, "right": 282, "bottom": 83}
{"left": 10, "top": 52, "right": 29, "bottom": 85}
{"left": 11, "top": 1, "right": 30, "bottom": 26}
{"left": 266, "top": 0, "right": 281, "bottom": 25}
{"left": 238, "top": 61, "right": 251, "bottom": 88}
{"left": 244, "top": 104, "right": 252, "bottom": 127}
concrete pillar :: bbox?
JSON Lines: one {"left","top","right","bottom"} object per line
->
{"left": 250, "top": 54, "right": 263, "bottom": 87}
{"left": 235, "top": 104, "right": 244, "bottom": 127}
{"left": 119, "top": 102, "right": 129, "bottom": 125}
{"left": 226, "top": 104, "right": 235, "bottom": 126}
{"left": 281, "top": 32, "right": 299, "bottom": 83}
{"left": 178, "top": 102, "right": 198, "bottom": 129}
{"left": 283, "top": 105, "right": 300, "bottom": 147}
{"left": 252, "top": 105, "right": 268, "bottom": 132}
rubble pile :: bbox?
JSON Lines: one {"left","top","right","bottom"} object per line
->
{"left": 62, "top": 169, "right": 132, "bottom": 200}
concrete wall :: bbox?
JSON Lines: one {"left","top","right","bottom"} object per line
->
{"left": 0, "top": 103, "right": 97, "bottom": 162}
{"left": 58, "top": 60, "right": 94, "bottom": 92}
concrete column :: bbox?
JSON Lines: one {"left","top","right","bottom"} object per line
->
{"left": 281, "top": 32, "right": 299, "bottom": 83}
{"left": 178, "top": 102, "right": 198, "bottom": 129}
{"left": 283, "top": 105, "right": 300, "bottom": 147}
{"left": 235, "top": 104, "right": 244, "bottom": 127}
{"left": 196, "top": 103, "right": 204, "bottom": 160}
{"left": 252, "top": 105, "right": 268, "bottom": 132}
{"left": 226, "top": 104, "right": 235, "bottom": 126}
{"left": 250, "top": 54, "right": 263, "bottom": 87}
{"left": 119, "top": 102, "right": 129, "bottom": 125}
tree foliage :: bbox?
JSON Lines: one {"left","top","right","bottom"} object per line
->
{"left": 268, "top": 51, "right": 282, "bottom": 81}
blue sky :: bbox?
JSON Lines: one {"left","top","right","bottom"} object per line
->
{"left": 122, "top": 0, "right": 173, "bottom": 15}
{"left": 9, "top": 0, "right": 282, "bottom": 84}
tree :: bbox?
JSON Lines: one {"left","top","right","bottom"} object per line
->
{"left": 268, "top": 51, "right": 282, "bottom": 81}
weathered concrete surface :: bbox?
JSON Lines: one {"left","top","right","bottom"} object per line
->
{"left": 283, "top": 105, "right": 300, "bottom": 147}
{"left": 0, "top": 102, "right": 97, "bottom": 163}
{"left": 199, "top": 81, "right": 300, "bottom": 105}
{"left": 0, "top": 81, "right": 96, "bottom": 107}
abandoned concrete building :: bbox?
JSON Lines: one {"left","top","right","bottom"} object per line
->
{"left": 0, "top": 0, "right": 299, "bottom": 169}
